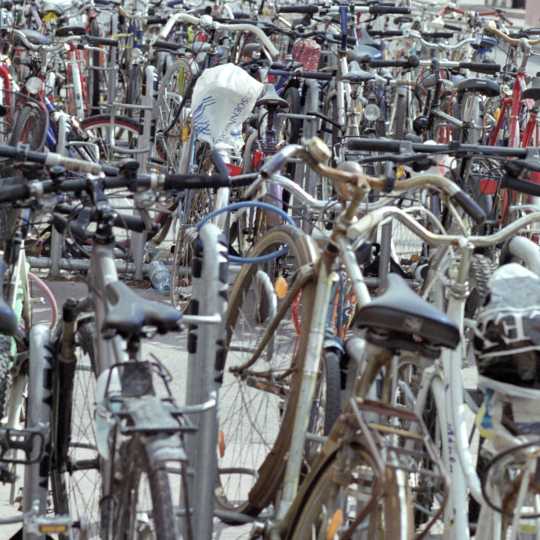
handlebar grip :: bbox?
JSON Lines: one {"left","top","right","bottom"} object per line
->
{"left": 346, "top": 138, "right": 401, "bottom": 153}
{"left": 501, "top": 174, "right": 540, "bottom": 197}
{"left": 268, "top": 69, "right": 334, "bottom": 80}
{"left": 368, "top": 30, "right": 403, "bottom": 38}
{"left": 0, "top": 183, "right": 30, "bottom": 203}
{"left": 166, "top": 0, "right": 184, "bottom": 6}
{"left": 505, "top": 158, "right": 540, "bottom": 175}
{"left": 86, "top": 35, "right": 118, "bottom": 47}
{"left": 112, "top": 213, "right": 148, "bottom": 233}
{"left": 366, "top": 55, "right": 419, "bottom": 69}
{"left": 147, "top": 17, "right": 167, "bottom": 25}
{"left": 450, "top": 191, "right": 486, "bottom": 225}
{"left": 278, "top": 5, "right": 318, "bottom": 15}
{"left": 459, "top": 62, "right": 501, "bottom": 74}
{"left": 164, "top": 174, "right": 231, "bottom": 190}
{"left": 421, "top": 31, "right": 454, "bottom": 39}
{"left": 153, "top": 39, "right": 181, "bottom": 50}
{"left": 370, "top": 5, "right": 411, "bottom": 15}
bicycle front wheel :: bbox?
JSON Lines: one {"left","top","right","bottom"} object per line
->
{"left": 216, "top": 225, "right": 318, "bottom": 518}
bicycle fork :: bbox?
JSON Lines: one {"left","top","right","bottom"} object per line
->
{"left": 276, "top": 260, "right": 338, "bottom": 519}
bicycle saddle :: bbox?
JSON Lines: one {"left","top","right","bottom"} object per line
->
{"left": 456, "top": 78, "right": 500, "bottom": 99}
{"left": 348, "top": 45, "right": 383, "bottom": 63}
{"left": 256, "top": 84, "right": 289, "bottom": 109}
{"left": 355, "top": 273, "right": 460, "bottom": 350}
{"left": 17, "top": 29, "right": 51, "bottom": 46}
{"left": 102, "top": 282, "right": 181, "bottom": 338}
{"left": 341, "top": 62, "right": 375, "bottom": 83}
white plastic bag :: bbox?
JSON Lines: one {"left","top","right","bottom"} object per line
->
{"left": 191, "top": 63, "right": 263, "bottom": 152}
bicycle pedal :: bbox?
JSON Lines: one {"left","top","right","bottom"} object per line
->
{"left": 25, "top": 514, "right": 71, "bottom": 536}
{"left": 0, "top": 427, "right": 45, "bottom": 465}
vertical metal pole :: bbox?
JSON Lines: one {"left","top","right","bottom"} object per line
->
{"left": 378, "top": 221, "right": 393, "bottom": 290}
{"left": 23, "top": 324, "right": 51, "bottom": 540}
{"left": 49, "top": 115, "right": 68, "bottom": 278}
{"left": 185, "top": 224, "right": 228, "bottom": 540}
{"left": 131, "top": 65, "right": 155, "bottom": 280}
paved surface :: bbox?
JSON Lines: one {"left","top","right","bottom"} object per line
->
{"left": 0, "top": 279, "right": 252, "bottom": 539}
{"left": 0, "top": 3, "right": 533, "bottom": 537}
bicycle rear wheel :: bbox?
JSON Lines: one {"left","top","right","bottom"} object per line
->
{"left": 50, "top": 321, "right": 100, "bottom": 540}
{"left": 287, "top": 446, "right": 409, "bottom": 540}
{"left": 215, "top": 225, "right": 318, "bottom": 518}
{"left": 104, "top": 436, "right": 181, "bottom": 540}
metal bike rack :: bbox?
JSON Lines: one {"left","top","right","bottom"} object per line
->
{"left": 184, "top": 223, "right": 228, "bottom": 540}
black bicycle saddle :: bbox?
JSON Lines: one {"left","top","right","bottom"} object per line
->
{"left": 355, "top": 273, "right": 460, "bottom": 350}
{"left": 102, "top": 282, "right": 181, "bottom": 338}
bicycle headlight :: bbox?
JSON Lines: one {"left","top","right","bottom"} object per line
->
{"left": 25, "top": 76, "right": 44, "bottom": 96}
{"left": 364, "top": 103, "right": 380, "bottom": 122}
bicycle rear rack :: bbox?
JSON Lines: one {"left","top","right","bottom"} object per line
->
{"left": 349, "top": 397, "right": 449, "bottom": 539}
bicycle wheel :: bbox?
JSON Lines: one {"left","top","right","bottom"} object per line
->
{"left": 305, "top": 349, "right": 342, "bottom": 462}
{"left": 50, "top": 321, "right": 100, "bottom": 540}
{"left": 0, "top": 334, "right": 11, "bottom": 421}
{"left": 104, "top": 436, "right": 181, "bottom": 540}
{"left": 9, "top": 102, "right": 48, "bottom": 151}
{"left": 155, "top": 57, "right": 193, "bottom": 170}
{"left": 79, "top": 115, "right": 142, "bottom": 161}
{"left": 215, "top": 225, "right": 318, "bottom": 518}
{"left": 170, "top": 188, "right": 215, "bottom": 311}
{"left": 88, "top": 19, "right": 103, "bottom": 116}
{"left": 287, "top": 446, "right": 408, "bottom": 540}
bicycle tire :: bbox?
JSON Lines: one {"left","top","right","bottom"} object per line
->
{"left": 305, "top": 349, "right": 342, "bottom": 462}
{"left": 80, "top": 115, "right": 142, "bottom": 134}
{"left": 0, "top": 334, "right": 11, "bottom": 421}
{"left": 215, "top": 225, "right": 318, "bottom": 520}
{"left": 393, "top": 92, "right": 408, "bottom": 140}
{"left": 89, "top": 19, "right": 102, "bottom": 116}
{"left": 50, "top": 320, "right": 100, "bottom": 540}
{"left": 287, "top": 445, "right": 407, "bottom": 540}
{"left": 170, "top": 188, "right": 215, "bottom": 311}
{"left": 79, "top": 115, "right": 142, "bottom": 161}
{"left": 9, "top": 103, "right": 48, "bottom": 151}
{"left": 106, "top": 436, "right": 180, "bottom": 540}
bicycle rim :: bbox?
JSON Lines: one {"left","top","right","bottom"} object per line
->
{"left": 216, "top": 225, "right": 318, "bottom": 518}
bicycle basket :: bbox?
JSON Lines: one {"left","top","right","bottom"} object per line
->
{"left": 291, "top": 38, "right": 321, "bottom": 71}
{"left": 474, "top": 263, "right": 540, "bottom": 389}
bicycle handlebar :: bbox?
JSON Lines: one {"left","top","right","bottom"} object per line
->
{"left": 344, "top": 138, "right": 527, "bottom": 158}
{"left": 406, "top": 29, "right": 477, "bottom": 51}
{"left": 261, "top": 139, "right": 486, "bottom": 224}
{"left": 485, "top": 21, "right": 540, "bottom": 47}
{"left": 159, "top": 13, "right": 279, "bottom": 58}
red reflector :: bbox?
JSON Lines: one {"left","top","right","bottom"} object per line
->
{"left": 479, "top": 178, "right": 498, "bottom": 195}
{"left": 251, "top": 149, "right": 264, "bottom": 170}
{"left": 226, "top": 164, "right": 243, "bottom": 177}
{"left": 529, "top": 171, "right": 540, "bottom": 184}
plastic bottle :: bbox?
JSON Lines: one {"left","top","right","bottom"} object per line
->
{"left": 148, "top": 261, "right": 171, "bottom": 294}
